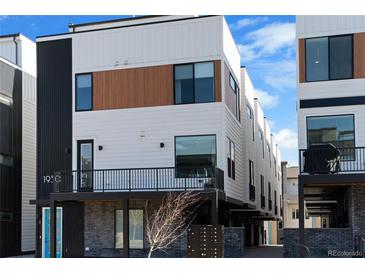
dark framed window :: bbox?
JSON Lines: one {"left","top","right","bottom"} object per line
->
{"left": 0, "top": 210, "right": 13, "bottom": 222}
{"left": 307, "top": 114, "right": 355, "bottom": 160}
{"left": 260, "top": 175, "right": 264, "bottom": 195}
{"left": 268, "top": 182, "right": 271, "bottom": 200}
{"left": 174, "top": 62, "right": 215, "bottom": 104}
{"left": 175, "top": 135, "right": 216, "bottom": 177}
{"left": 227, "top": 138, "right": 235, "bottom": 180}
{"left": 305, "top": 35, "right": 353, "bottom": 82}
{"left": 0, "top": 154, "right": 13, "bottom": 167}
{"left": 76, "top": 73, "right": 93, "bottom": 111}
{"left": 229, "top": 73, "right": 241, "bottom": 121}
{"left": 259, "top": 129, "right": 264, "bottom": 158}
{"left": 274, "top": 190, "right": 277, "bottom": 207}
{"left": 267, "top": 143, "right": 271, "bottom": 167}
{"left": 77, "top": 140, "right": 93, "bottom": 190}
{"left": 249, "top": 160, "right": 254, "bottom": 186}
{"left": 115, "top": 209, "right": 144, "bottom": 249}
{"left": 247, "top": 105, "right": 254, "bottom": 141}
{"left": 274, "top": 157, "right": 277, "bottom": 177}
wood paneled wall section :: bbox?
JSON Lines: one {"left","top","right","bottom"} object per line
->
{"left": 93, "top": 65, "right": 173, "bottom": 110}
{"left": 214, "top": 60, "right": 222, "bottom": 102}
{"left": 93, "top": 61, "right": 222, "bottom": 111}
{"left": 224, "top": 64, "right": 238, "bottom": 118}
{"left": 354, "top": 33, "right": 365, "bottom": 78}
{"left": 298, "top": 39, "right": 306, "bottom": 83}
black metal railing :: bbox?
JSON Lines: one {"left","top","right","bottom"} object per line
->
{"left": 53, "top": 167, "right": 224, "bottom": 193}
{"left": 260, "top": 195, "right": 265, "bottom": 209}
{"left": 269, "top": 199, "right": 272, "bottom": 211}
{"left": 249, "top": 185, "right": 255, "bottom": 201}
{"left": 299, "top": 146, "right": 365, "bottom": 174}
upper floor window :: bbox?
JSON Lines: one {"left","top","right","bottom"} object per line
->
{"left": 306, "top": 35, "right": 353, "bottom": 82}
{"left": 175, "top": 135, "right": 216, "bottom": 177}
{"left": 307, "top": 114, "right": 355, "bottom": 159}
{"left": 229, "top": 73, "right": 241, "bottom": 121}
{"left": 247, "top": 105, "right": 254, "bottom": 141}
{"left": 260, "top": 175, "right": 264, "bottom": 195}
{"left": 259, "top": 129, "right": 264, "bottom": 158}
{"left": 267, "top": 143, "right": 271, "bottom": 167}
{"left": 174, "top": 62, "right": 215, "bottom": 104}
{"left": 268, "top": 182, "right": 272, "bottom": 200}
{"left": 227, "top": 138, "right": 235, "bottom": 180}
{"left": 249, "top": 160, "right": 254, "bottom": 186}
{"left": 76, "top": 73, "right": 93, "bottom": 111}
{"left": 274, "top": 157, "right": 277, "bottom": 177}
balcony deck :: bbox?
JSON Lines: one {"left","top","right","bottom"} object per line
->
{"left": 52, "top": 167, "right": 224, "bottom": 193}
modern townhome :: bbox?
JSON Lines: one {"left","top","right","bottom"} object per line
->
{"left": 284, "top": 15, "right": 365, "bottom": 257}
{"left": 282, "top": 166, "right": 321, "bottom": 229}
{"left": 0, "top": 34, "right": 36, "bottom": 257}
{"left": 34, "top": 15, "right": 282, "bottom": 258}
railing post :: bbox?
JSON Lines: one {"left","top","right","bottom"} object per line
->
{"left": 128, "top": 169, "right": 131, "bottom": 191}
{"left": 102, "top": 170, "right": 105, "bottom": 192}
{"left": 156, "top": 169, "right": 159, "bottom": 191}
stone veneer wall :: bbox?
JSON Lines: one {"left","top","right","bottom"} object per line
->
{"left": 351, "top": 185, "right": 365, "bottom": 239}
{"left": 84, "top": 201, "right": 245, "bottom": 258}
{"left": 283, "top": 228, "right": 354, "bottom": 257}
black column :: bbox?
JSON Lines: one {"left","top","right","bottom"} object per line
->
{"left": 123, "top": 199, "right": 129, "bottom": 258}
{"left": 210, "top": 191, "right": 218, "bottom": 225}
{"left": 50, "top": 200, "right": 57, "bottom": 258}
{"left": 298, "top": 179, "right": 305, "bottom": 257}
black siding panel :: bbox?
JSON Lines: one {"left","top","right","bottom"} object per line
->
{"left": 37, "top": 39, "right": 72, "bottom": 200}
{"left": 300, "top": 96, "right": 365, "bottom": 108}
{"left": 0, "top": 60, "right": 22, "bottom": 257}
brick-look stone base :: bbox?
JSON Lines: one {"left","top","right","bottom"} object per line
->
{"left": 283, "top": 228, "right": 354, "bottom": 258}
{"left": 83, "top": 201, "right": 245, "bottom": 258}
{"left": 351, "top": 185, "right": 365, "bottom": 239}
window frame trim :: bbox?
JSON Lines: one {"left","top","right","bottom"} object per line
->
{"left": 227, "top": 137, "right": 235, "bottom": 180}
{"left": 305, "top": 34, "right": 354, "bottom": 83}
{"left": 174, "top": 134, "right": 217, "bottom": 169}
{"left": 173, "top": 61, "right": 216, "bottom": 105}
{"left": 77, "top": 139, "right": 94, "bottom": 171}
{"left": 75, "top": 72, "right": 94, "bottom": 112}
{"left": 305, "top": 114, "right": 356, "bottom": 155}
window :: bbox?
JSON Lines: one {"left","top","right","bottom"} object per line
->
{"left": 0, "top": 154, "right": 13, "bottom": 167}
{"left": 77, "top": 140, "right": 93, "bottom": 190}
{"left": 307, "top": 115, "right": 355, "bottom": 159}
{"left": 227, "top": 138, "right": 235, "bottom": 180}
{"left": 229, "top": 73, "right": 241, "bottom": 121}
{"left": 0, "top": 211, "right": 13, "bottom": 222}
{"left": 175, "top": 135, "right": 216, "bottom": 177}
{"left": 115, "top": 209, "right": 144, "bottom": 249}
{"left": 0, "top": 92, "right": 13, "bottom": 107}
{"left": 260, "top": 175, "right": 264, "bottom": 195}
{"left": 259, "top": 130, "right": 264, "bottom": 158}
{"left": 274, "top": 157, "right": 277, "bottom": 177}
{"left": 174, "top": 62, "right": 215, "bottom": 104}
{"left": 76, "top": 74, "right": 93, "bottom": 111}
{"left": 274, "top": 190, "right": 277, "bottom": 207}
{"left": 305, "top": 35, "right": 353, "bottom": 82}
{"left": 247, "top": 105, "right": 254, "bottom": 141}
{"left": 292, "top": 209, "right": 299, "bottom": 219}
{"left": 268, "top": 182, "right": 271, "bottom": 200}
{"left": 249, "top": 160, "right": 254, "bottom": 186}
{"left": 267, "top": 143, "right": 271, "bottom": 167}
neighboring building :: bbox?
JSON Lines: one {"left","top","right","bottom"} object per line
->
{"left": 282, "top": 166, "right": 321, "bottom": 229}
{"left": 0, "top": 34, "right": 36, "bottom": 257}
{"left": 34, "top": 15, "right": 282, "bottom": 258}
{"left": 285, "top": 15, "right": 365, "bottom": 257}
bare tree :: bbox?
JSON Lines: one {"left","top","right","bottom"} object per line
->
{"left": 145, "top": 191, "right": 203, "bottom": 258}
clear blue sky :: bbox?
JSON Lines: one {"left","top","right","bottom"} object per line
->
{"left": 0, "top": 15, "right": 298, "bottom": 165}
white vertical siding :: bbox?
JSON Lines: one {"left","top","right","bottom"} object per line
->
{"left": 21, "top": 71, "right": 36, "bottom": 252}
{"left": 222, "top": 17, "right": 241, "bottom": 81}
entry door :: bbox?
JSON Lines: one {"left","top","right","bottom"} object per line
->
{"left": 77, "top": 140, "right": 93, "bottom": 192}
{"left": 42, "top": 207, "right": 62, "bottom": 258}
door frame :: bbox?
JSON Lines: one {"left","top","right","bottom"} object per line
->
{"left": 77, "top": 139, "right": 94, "bottom": 191}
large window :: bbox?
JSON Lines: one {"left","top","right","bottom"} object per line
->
{"left": 229, "top": 73, "right": 241, "bottom": 121}
{"left": 259, "top": 130, "right": 264, "bottom": 158}
{"left": 174, "top": 62, "right": 215, "bottom": 104}
{"left": 175, "top": 135, "right": 216, "bottom": 177}
{"left": 307, "top": 114, "right": 355, "bottom": 149}
{"left": 306, "top": 35, "right": 353, "bottom": 82}
{"left": 76, "top": 74, "right": 93, "bottom": 111}
{"left": 249, "top": 160, "right": 254, "bottom": 186}
{"left": 247, "top": 105, "right": 254, "bottom": 141}
{"left": 260, "top": 175, "right": 264, "bottom": 195}
{"left": 77, "top": 140, "right": 93, "bottom": 190}
{"left": 227, "top": 138, "right": 235, "bottom": 180}
{"left": 115, "top": 209, "right": 144, "bottom": 249}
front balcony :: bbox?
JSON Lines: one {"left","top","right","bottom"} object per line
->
{"left": 299, "top": 145, "right": 365, "bottom": 174}
{"left": 53, "top": 166, "right": 224, "bottom": 193}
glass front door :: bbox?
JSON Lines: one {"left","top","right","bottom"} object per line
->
{"left": 77, "top": 140, "right": 93, "bottom": 191}
{"left": 42, "top": 207, "right": 63, "bottom": 258}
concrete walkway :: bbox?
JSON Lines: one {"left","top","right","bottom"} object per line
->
{"left": 243, "top": 245, "right": 283, "bottom": 258}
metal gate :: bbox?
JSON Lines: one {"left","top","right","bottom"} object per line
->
{"left": 187, "top": 225, "right": 224, "bottom": 258}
